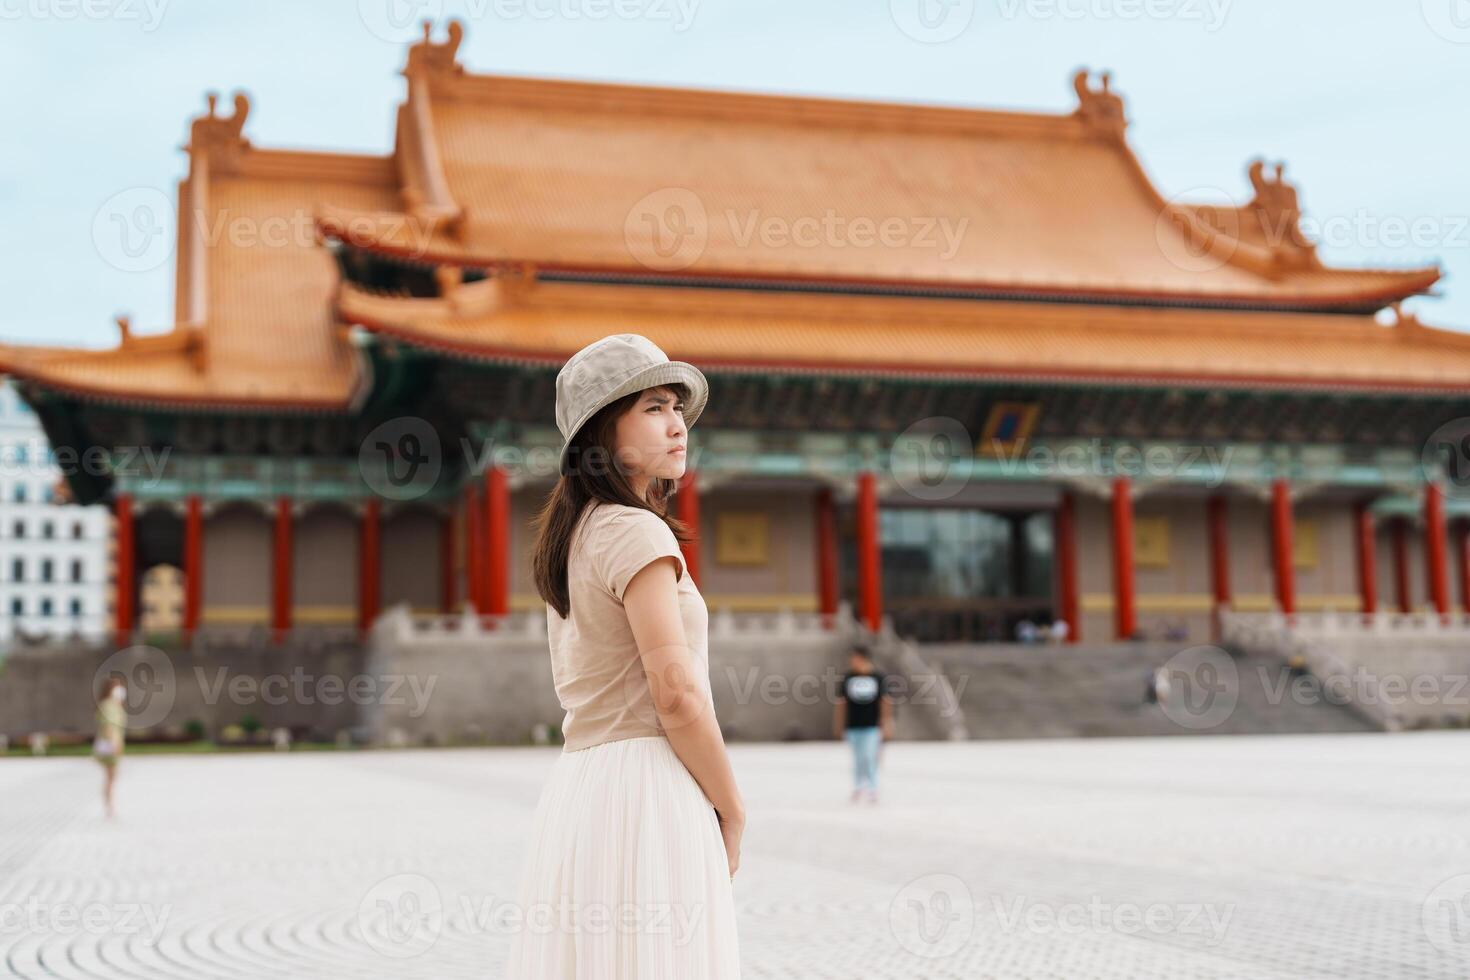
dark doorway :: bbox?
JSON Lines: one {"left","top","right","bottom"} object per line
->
{"left": 840, "top": 505, "right": 1056, "bottom": 642}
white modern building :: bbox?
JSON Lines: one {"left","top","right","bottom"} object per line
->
{"left": 0, "top": 378, "right": 112, "bottom": 645}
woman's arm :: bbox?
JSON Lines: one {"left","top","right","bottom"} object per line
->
{"left": 833, "top": 692, "right": 847, "bottom": 738}
{"left": 623, "top": 557, "right": 745, "bottom": 826}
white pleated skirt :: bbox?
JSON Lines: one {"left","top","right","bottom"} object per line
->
{"left": 503, "top": 734, "right": 742, "bottom": 979}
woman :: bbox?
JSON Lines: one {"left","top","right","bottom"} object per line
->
{"left": 93, "top": 674, "right": 127, "bottom": 818}
{"left": 505, "top": 334, "right": 744, "bottom": 978}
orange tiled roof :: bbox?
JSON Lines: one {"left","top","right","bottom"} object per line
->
{"left": 339, "top": 276, "right": 1470, "bottom": 395}
{"left": 315, "top": 24, "right": 1437, "bottom": 312}
{"left": 0, "top": 94, "right": 399, "bottom": 410}
{"left": 0, "top": 27, "right": 1453, "bottom": 412}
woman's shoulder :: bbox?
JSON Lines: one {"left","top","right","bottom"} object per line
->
{"left": 579, "top": 503, "right": 677, "bottom": 555}
{"left": 583, "top": 502, "right": 667, "bottom": 531}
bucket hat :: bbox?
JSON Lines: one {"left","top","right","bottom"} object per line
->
{"left": 555, "top": 334, "right": 709, "bottom": 475}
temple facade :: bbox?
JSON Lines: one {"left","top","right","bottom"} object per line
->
{"left": 4, "top": 22, "right": 1469, "bottom": 651}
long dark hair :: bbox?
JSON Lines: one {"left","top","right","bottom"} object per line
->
{"left": 532, "top": 383, "right": 693, "bottom": 619}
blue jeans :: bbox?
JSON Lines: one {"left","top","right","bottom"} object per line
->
{"left": 845, "top": 726, "right": 881, "bottom": 792}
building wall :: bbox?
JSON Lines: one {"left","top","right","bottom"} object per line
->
{"left": 1228, "top": 497, "right": 1273, "bottom": 600}
{"left": 1076, "top": 493, "right": 1115, "bottom": 644}
{"left": 0, "top": 640, "right": 368, "bottom": 741}
{"left": 293, "top": 504, "right": 357, "bottom": 623}
{"left": 509, "top": 488, "right": 540, "bottom": 609}
{"left": 1453, "top": 526, "right": 1469, "bottom": 609}
{"left": 381, "top": 506, "right": 443, "bottom": 614}
{"left": 697, "top": 489, "right": 819, "bottom": 612}
{"left": 1292, "top": 501, "right": 1360, "bottom": 605}
{"left": 366, "top": 626, "right": 854, "bottom": 746}
{"left": 0, "top": 379, "right": 112, "bottom": 644}
{"left": 202, "top": 503, "right": 271, "bottom": 624}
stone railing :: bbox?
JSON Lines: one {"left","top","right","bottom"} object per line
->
{"left": 1, "top": 622, "right": 365, "bottom": 658}
{"left": 377, "top": 600, "right": 858, "bottom": 646}
{"left": 1221, "top": 609, "right": 1470, "bottom": 645}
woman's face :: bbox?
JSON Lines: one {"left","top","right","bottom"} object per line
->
{"left": 613, "top": 386, "right": 688, "bottom": 490}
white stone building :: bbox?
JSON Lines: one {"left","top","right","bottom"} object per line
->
{"left": 0, "top": 378, "right": 112, "bottom": 645}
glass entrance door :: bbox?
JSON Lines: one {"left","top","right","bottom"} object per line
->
{"left": 841, "top": 506, "right": 1056, "bottom": 642}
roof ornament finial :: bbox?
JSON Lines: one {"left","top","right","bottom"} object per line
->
{"left": 405, "top": 17, "right": 466, "bottom": 77}
{"left": 115, "top": 314, "right": 132, "bottom": 346}
{"left": 1246, "top": 156, "right": 1316, "bottom": 264}
{"left": 1071, "top": 68, "right": 1126, "bottom": 137}
{"left": 1386, "top": 300, "right": 1424, "bottom": 331}
{"left": 187, "top": 89, "right": 251, "bottom": 166}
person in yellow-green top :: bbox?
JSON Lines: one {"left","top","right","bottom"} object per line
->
{"left": 93, "top": 675, "right": 128, "bottom": 819}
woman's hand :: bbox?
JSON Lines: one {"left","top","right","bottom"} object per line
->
{"left": 717, "top": 807, "right": 744, "bottom": 879}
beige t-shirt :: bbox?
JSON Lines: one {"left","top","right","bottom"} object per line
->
{"left": 548, "top": 501, "right": 710, "bottom": 753}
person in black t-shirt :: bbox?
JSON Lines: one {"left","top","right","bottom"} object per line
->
{"left": 833, "top": 647, "right": 894, "bottom": 804}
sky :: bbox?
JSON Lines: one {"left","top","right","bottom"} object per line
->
{"left": 0, "top": 0, "right": 1466, "bottom": 348}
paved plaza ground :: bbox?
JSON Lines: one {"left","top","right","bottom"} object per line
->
{"left": 2, "top": 732, "right": 1469, "bottom": 978}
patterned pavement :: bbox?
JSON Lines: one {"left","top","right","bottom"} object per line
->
{"left": 3, "top": 732, "right": 1470, "bottom": 978}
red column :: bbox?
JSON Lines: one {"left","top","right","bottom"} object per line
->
{"left": 1207, "top": 494, "right": 1231, "bottom": 623}
{"left": 1425, "top": 482, "right": 1450, "bottom": 617}
{"left": 183, "top": 495, "right": 203, "bottom": 640}
{"left": 1457, "top": 520, "right": 1470, "bottom": 614}
{"left": 1392, "top": 517, "right": 1411, "bottom": 613}
{"left": 272, "top": 497, "right": 293, "bottom": 643}
{"left": 855, "top": 471, "right": 882, "bottom": 633}
{"left": 814, "top": 487, "right": 839, "bottom": 620}
{"left": 483, "top": 467, "right": 509, "bottom": 616}
{"left": 113, "top": 494, "right": 134, "bottom": 646}
{"left": 1270, "top": 478, "right": 1295, "bottom": 617}
{"left": 1354, "top": 502, "right": 1377, "bottom": 617}
{"left": 441, "top": 508, "right": 457, "bottom": 614}
{"left": 359, "top": 498, "right": 381, "bottom": 633}
{"left": 465, "top": 480, "right": 482, "bottom": 612}
{"left": 674, "top": 470, "right": 702, "bottom": 588}
{"left": 1110, "top": 477, "right": 1135, "bottom": 640}
{"left": 1054, "top": 492, "right": 1080, "bottom": 643}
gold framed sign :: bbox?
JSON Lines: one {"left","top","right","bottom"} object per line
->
{"left": 716, "top": 511, "right": 769, "bottom": 565}
{"left": 976, "top": 402, "right": 1040, "bottom": 459}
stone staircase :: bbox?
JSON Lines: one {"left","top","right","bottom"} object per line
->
{"left": 1223, "top": 610, "right": 1470, "bottom": 732}
{"left": 917, "top": 641, "right": 1377, "bottom": 739}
